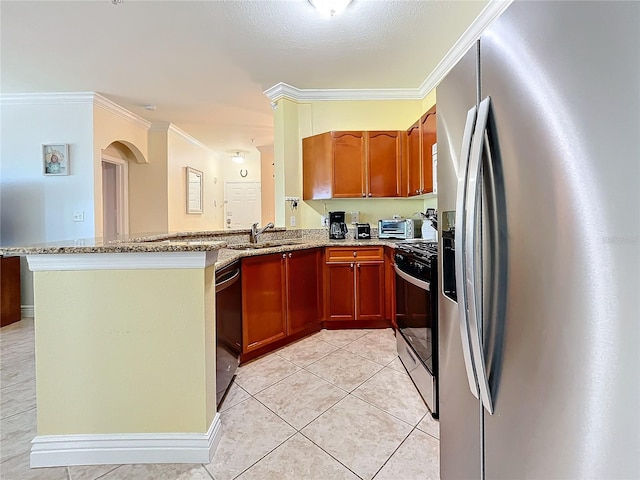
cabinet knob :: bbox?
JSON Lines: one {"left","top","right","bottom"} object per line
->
{"left": 353, "top": 252, "right": 357, "bottom": 257}
{"left": 350, "top": 263, "right": 354, "bottom": 268}
{"left": 362, "top": 192, "right": 366, "bottom": 197}
{"left": 282, "top": 254, "right": 286, "bottom": 258}
{"left": 368, "top": 193, "right": 372, "bottom": 197}
{"left": 416, "top": 189, "right": 420, "bottom": 194}
{"left": 288, "top": 253, "right": 292, "bottom": 258}
{"left": 357, "top": 263, "right": 361, "bottom": 268}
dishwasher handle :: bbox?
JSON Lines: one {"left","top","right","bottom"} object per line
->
{"left": 215, "top": 267, "right": 240, "bottom": 292}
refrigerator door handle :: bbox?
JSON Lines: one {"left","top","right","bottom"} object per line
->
{"left": 466, "top": 96, "right": 495, "bottom": 415}
{"left": 455, "top": 106, "right": 480, "bottom": 398}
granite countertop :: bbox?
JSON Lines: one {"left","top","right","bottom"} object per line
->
{"left": 0, "top": 228, "right": 398, "bottom": 266}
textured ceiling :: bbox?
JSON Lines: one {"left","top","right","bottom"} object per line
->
{"left": 1, "top": 0, "right": 488, "bottom": 156}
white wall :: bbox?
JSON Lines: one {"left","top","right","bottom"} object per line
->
{"left": 1, "top": 100, "right": 96, "bottom": 305}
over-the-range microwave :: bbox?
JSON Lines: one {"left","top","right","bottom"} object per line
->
{"left": 378, "top": 218, "right": 422, "bottom": 239}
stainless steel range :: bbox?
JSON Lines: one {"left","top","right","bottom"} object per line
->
{"left": 394, "top": 241, "right": 438, "bottom": 418}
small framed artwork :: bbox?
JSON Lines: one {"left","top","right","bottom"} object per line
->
{"left": 43, "top": 144, "right": 69, "bottom": 176}
{"left": 186, "top": 166, "right": 203, "bottom": 214}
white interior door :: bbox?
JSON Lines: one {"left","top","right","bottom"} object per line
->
{"left": 101, "top": 154, "right": 129, "bottom": 239}
{"left": 224, "top": 182, "right": 261, "bottom": 229}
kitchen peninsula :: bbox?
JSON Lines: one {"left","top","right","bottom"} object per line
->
{"left": 0, "top": 228, "right": 398, "bottom": 469}
{"left": 0, "top": 234, "right": 227, "bottom": 468}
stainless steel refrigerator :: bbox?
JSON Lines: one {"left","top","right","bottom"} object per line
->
{"left": 437, "top": 1, "right": 639, "bottom": 478}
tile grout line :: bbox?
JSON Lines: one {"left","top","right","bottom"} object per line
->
{"left": 296, "top": 430, "right": 366, "bottom": 480}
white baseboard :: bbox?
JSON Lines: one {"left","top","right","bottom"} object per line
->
{"left": 21, "top": 305, "right": 34, "bottom": 318}
{"left": 30, "top": 414, "right": 222, "bottom": 468}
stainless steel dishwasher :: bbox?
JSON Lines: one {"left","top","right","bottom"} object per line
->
{"left": 215, "top": 260, "right": 242, "bottom": 408}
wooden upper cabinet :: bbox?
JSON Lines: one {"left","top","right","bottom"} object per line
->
{"left": 303, "top": 132, "right": 333, "bottom": 200}
{"left": 405, "top": 105, "right": 437, "bottom": 196}
{"left": 302, "top": 130, "right": 403, "bottom": 199}
{"left": 407, "top": 120, "right": 422, "bottom": 197}
{"left": 332, "top": 131, "right": 365, "bottom": 198}
{"left": 421, "top": 108, "right": 437, "bottom": 194}
{"left": 367, "top": 131, "right": 402, "bottom": 198}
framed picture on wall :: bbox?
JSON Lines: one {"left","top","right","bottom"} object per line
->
{"left": 186, "top": 166, "right": 203, "bottom": 214}
{"left": 43, "top": 144, "right": 69, "bottom": 176}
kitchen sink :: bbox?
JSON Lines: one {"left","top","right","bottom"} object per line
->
{"left": 226, "top": 240, "right": 304, "bottom": 250}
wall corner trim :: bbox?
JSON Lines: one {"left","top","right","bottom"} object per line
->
{"left": 30, "top": 414, "right": 222, "bottom": 468}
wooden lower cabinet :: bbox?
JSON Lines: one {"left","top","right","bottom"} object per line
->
{"left": 241, "top": 254, "right": 287, "bottom": 353}
{"left": 286, "top": 249, "right": 321, "bottom": 335}
{"left": 0, "top": 256, "right": 21, "bottom": 327}
{"left": 241, "top": 249, "right": 321, "bottom": 357}
{"left": 325, "top": 247, "right": 385, "bottom": 322}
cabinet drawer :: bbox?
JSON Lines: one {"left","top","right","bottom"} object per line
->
{"left": 326, "top": 247, "right": 383, "bottom": 263}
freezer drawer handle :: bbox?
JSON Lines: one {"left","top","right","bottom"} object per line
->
{"left": 455, "top": 105, "right": 481, "bottom": 399}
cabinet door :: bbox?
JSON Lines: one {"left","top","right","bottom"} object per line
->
{"left": 241, "top": 254, "right": 286, "bottom": 352}
{"left": 406, "top": 121, "right": 422, "bottom": 196}
{"left": 326, "top": 263, "right": 355, "bottom": 321}
{"left": 421, "top": 108, "right": 437, "bottom": 194}
{"left": 356, "top": 262, "right": 385, "bottom": 320}
{"left": 332, "top": 131, "right": 365, "bottom": 198}
{"left": 286, "top": 249, "right": 320, "bottom": 334}
{"left": 384, "top": 246, "right": 396, "bottom": 325}
{"left": 302, "top": 133, "right": 332, "bottom": 200}
{"left": 367, "top": 131, "right": 402, "bottom": 198}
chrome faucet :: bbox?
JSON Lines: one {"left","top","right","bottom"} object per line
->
{"left": 249, "top": 222, "right": 274, "bottom": 244}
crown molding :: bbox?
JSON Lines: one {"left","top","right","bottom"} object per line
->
{"left": 0, "top": 92, "right": 95, "bottom": 105}
{"left": 93, "top": 93, "right": 151, "bottom": 129}
{"left": 417, "top": 0, "right": 513, "bottom": 98}
{"left": 168, "top": 123, "right": 212, "bottom": 152}
{"left": 0, "top": 92, "right": 151, "bottom": 129}
{"left": 264, "top": 0, "right": 514, "bottom": 103}
{"left": 263, "top": 82, "right": 421, "bottom": 103}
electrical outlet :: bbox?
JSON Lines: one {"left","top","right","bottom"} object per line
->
{"left": 290, "top": 215, "right": 296, "bottom": 227}
{"left": 350, "top": 211, "right": 360, "bottom": 224}
{"left": 321, "top": 215, "right": 328, "bottom": 227}
{"left": 73, "top": 211, "right": 84, "bottom": 222}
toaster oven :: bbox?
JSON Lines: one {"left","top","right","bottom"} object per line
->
{"left": 378, "top": 218, "right": 422, "bottom": 239}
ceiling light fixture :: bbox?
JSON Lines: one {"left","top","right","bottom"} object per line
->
{"left": 231, "top": 152, "right": 245, "bottom": 164}
{"left": 111, "top": 0, "right": 123, "bottom": 5}
{"left": 309, "top": 0, "right": 353, "bottom": 17}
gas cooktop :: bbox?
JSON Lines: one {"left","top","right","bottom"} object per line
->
{"left": 395, "top": 241, "right": 438, "bottom": 260}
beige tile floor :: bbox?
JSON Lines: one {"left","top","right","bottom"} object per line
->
{"left": 0, "top": 318, "right": 440, "bottom": 480}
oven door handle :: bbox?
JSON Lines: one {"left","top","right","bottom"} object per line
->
{"left": 394, "top": 264, "right": 430, "bottom": 291}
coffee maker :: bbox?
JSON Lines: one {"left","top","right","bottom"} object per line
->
{"left": 329, "top": 211, "right": 348, "bottom": 240}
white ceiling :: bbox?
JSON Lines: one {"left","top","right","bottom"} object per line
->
{"left": 1, "top": 0, "right": 488, "bottom": 156}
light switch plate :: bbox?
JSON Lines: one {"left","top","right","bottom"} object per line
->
{"left": 350, "top": 211, "right": 359, "bottom": 224}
